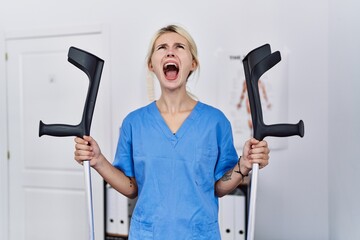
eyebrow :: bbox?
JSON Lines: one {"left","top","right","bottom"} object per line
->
{"left": 155, "top": 43, "right": 167, "bottom": 49}
{"left": 155, "top": 42, "right": 186, "bottom": 49}
{"left": 175, "top": 43, "right": 186, "bottom": 48}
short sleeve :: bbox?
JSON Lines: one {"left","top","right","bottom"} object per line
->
{"left": 112, "top": 118, "right": 135, "bottom": 177}
{"left": 214, "top": 120, "right": 239, "bottom": 181}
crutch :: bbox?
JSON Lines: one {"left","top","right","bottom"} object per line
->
{"left": 39, "top": 46, "right": 104, "bottom": 240}
{"left": 242, "top": 44, "right": 304, "bottom": 240}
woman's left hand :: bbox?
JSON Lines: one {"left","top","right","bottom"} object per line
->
{"left": 241, "top": 138, "right": 270, "bottom": 174}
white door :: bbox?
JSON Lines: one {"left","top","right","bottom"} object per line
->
{"left": 6, "top": 28, "right": 110, "bottom": 240}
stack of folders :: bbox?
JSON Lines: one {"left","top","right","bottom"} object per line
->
{"left": 106, "top": 184, "right": 137, "bottom": 237}
{"left": 219, "top": 188, "right": 246, "bottom": 240}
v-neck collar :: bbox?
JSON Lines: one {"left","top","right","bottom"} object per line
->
{"left": 149, "top": 101, "right": 202, "bottom": 147}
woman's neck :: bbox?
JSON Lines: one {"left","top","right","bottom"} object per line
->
{"left": 156, "top": 92, "right": 197, "bottom": 114}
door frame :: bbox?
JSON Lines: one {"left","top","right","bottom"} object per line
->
{"left": 1, "top": 24, "right": 110, "bottom": 240}
{"left": 0, "top": 30, "right": 9, "bottom": 240}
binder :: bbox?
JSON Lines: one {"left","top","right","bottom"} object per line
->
{"left": 234, "top": 194, "right": 246, "bottom": 240}
{"left": 219, "top": 195, "right": 235, "bottom": 240}
{"left": 106, "top": 184, "right": 118, "bottom": 235}
{"left": 106, "top": 184, "right": 137, "bottom": 237}
{"left": 219, "top": 189, "right": 246, "bottom": 240}
{"left": 116, "top": 190, "right": 130, "bottom": 235}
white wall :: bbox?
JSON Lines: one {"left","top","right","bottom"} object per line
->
{"left": 0, "top": 0, "right": 346, "bottom": 239}
{"left": 328, "top": 0, "right": 360, "bottom": 239}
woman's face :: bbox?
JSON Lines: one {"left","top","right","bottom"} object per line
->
{"left": 149, "top": 32, "right": 196, "bottom": 92}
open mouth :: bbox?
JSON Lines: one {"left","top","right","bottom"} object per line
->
{"left": 163, "top": 62, "right": 179, "bottom": 80}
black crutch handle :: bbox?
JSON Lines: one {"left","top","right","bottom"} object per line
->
{"left": 242, "top": 44, "right": 304, "bottom": 141}
{"left": 39, "top": 46, "right": 104, "bottom": 138}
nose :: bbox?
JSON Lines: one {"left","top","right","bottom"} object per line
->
{"left": 166, "top": 52, "right": 175, "bottom": 57}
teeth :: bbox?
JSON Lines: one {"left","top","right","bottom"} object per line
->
{"left": 164, "top": 62, "right": 178, "bottom": 68}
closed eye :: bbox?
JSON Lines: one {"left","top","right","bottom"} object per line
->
{"left": 156, "top": 44, "right": 167, "bottom": 50}
{"left": 176, "top": 43, "right": 185, "bottom": 49}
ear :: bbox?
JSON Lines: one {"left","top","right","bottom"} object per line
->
{"left": 148, "top": 62, "right": 154, "bottom": 72}
{"left": 190, "top": 59, "right": 197, "bottom": 71}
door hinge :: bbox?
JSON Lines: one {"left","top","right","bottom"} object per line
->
{"left": 7, "top": 150, "right": 10, "bottom": 160}
{"left": 5, "top": 52, "right": 8, "bottom": 61}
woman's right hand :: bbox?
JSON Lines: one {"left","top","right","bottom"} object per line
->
{"left": 74, "top": 135, "right": 102, "bottom": 168}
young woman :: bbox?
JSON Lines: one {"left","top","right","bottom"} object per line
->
{"left": 74, "top": 24, "right": 270, "bottom": 239}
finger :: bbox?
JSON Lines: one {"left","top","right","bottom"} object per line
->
{"left": 251, "top": 146, "right": 269, "bottom": 156}
{"left": 250, "top": 146, "right": 270, "bottom": 156}
{"left": 75, "top": 142, "right": 92, "bottom": 151}
{"left": 259, "top": 160, "right": 269, "bottom": 169}
{"left": 74, "top": 154, "right": 92, "bottom": 161}
{"left": 250, "top": 138, "right": 260, "bottom": 145}
{"left": 251, "top": 140, "right": 268, "bottom": 149}
{"left": 76, "top": 148, "right": 93, "bottom": 156}
{"left": 83, "top": 135, "right": 93, "bottom": 143}
{"left": 249, "top": 157, "right": 269, "bottom": 169}
{"left": 75, "top": 160, "right": 84, "bottom": 166}
{"left": 249, "top": 152, "right": 268, "bottom": 160}
{"left": 74, "top": 137, "right": 89, "bottom": 145}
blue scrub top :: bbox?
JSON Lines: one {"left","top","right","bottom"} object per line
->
{"left": 113, "top": 101, "right": 238, "bottom": 240}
